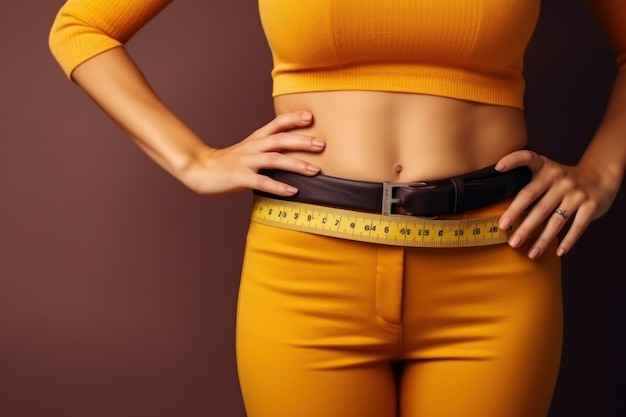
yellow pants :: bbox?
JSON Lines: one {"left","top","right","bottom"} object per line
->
{"left": 236, "top": 198, "right": 562, "bottom": 417}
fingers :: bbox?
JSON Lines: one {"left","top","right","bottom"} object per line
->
{"left": 514, "top": 203, "right": 589, "bottom": 260}
{"left": 557, "top": 203, "right": 594, "bottom": 256}
{"left": 497, "top": 153, "right": 601, "bottom": 259}
{"left": 502, "top": 177, "right": 571, "bottom": 259}
{"left": 495, "top": 149, "right": 545, "bottom": 172}
{"left": 214, "top": 111, "right": 327, "bottom": 197}
{"left": 242, "top": 151, "right": 322, "bottom": 176}
{"left": 512, "top": 196, "right": 572, "bottom": 259}
{"left": 497, "top": 151, "right": 549, "bottom": 231}
{"left": 253, "top": 111, "right": 315, "bottom": 138}
{"left": 252, "top": 131, "right": 326, "bottom": 154}
{"left": 498, "top": 176, "right": 549, "bottom": 231}
{"left": 232, "top": 149, "right": 326, "bottom": 196}
{"left": 240, "top": 130, "right": 326, "bottom": 181}
{"left": 524, "top": 189, "right": 595, "bottom": 258}
{"left": 233, "top": 170, "right": 300, "bottom": 197}
{"left": 247, "top": 111, "right": 326, "bottom": 162}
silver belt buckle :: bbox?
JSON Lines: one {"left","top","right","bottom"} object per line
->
{"left": 382, "top": 181, "right": 428, "bottom": 216}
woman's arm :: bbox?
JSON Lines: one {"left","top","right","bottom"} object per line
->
{"left": 579, "top": 0, "right": 626, "bottom": 183}
{"left": 68, "top": 47, "right": 324, "bottom": 195}
{"left": 49, "top": 0, "right": 325, "bottom": 196}
{"left": 495, "top": 0, "right": 626, "bottom": 259}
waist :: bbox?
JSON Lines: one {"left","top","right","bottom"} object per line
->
{"left": 256, "top": 164, "right": 531, "bottom": 218}
{"left": 274, "top": 90, "right": 528, "bottom": 181}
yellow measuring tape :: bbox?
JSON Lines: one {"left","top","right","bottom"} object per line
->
{"left": 251, "top": 196, "right": 513, "bottom": 248}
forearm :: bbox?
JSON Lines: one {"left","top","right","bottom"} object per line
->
{"left": 71, "top": 46, "right": 212, "bottom": 182}
{"left": 578, "top": 67, "right": 626, "bottom": 193}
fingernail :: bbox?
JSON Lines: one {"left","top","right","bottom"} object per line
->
{"left": 499, "top": 216, "right": 512, "bottom": 230}
{"left": 307, "top": 164, "right": 321, "bottom": 173}
{"left": 495, "top": 161, "right": 506, "bottom": 171}
{"left": 556, "top": 247, "right": 565, "bottom": 257}
{"left": 509, "top": 235, "right": 522, "bottom": 248}
{"left": 286, "top": 186, "right": 298, "bottom": 194}
{"left": 528, "top": 247, "right": 540, "bottom": 260}
{"left": 300, "top": 112, "right": 312, "bottom": 122}
{"left": 312, "top": 138, "right": 325, "bottom": 147}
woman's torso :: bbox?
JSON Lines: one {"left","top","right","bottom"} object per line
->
{"left": 261, "top": 0, "right": 540, "bottom": 182}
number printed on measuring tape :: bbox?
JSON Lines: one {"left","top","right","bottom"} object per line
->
{"left": 251, "top": 197, "right": 513, "bottom": 248}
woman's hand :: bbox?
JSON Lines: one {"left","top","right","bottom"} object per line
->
{"left": 495, "top": 149, "right": 620, "bottom": 259}
{"left": 179, "top": 111, "right": 325, "bottom": 196}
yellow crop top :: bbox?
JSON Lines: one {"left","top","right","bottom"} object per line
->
{"left": 49, "top": 0, "right": 626, "bottom": 109}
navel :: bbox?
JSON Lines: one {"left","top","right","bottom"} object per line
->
{"left": 394, "top": 164, "right": 403, "bottom": 175}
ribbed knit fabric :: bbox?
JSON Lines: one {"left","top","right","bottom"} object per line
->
{"left": 49, "top": 0, "right": 626, "bottom": 110}
{"left": 260, "top": 0, "right": 541, "bottom": 108}
{"left": 49, "top": 0, "right": 172, "bottom": 78}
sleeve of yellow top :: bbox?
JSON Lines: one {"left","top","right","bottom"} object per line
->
{"left": 587, "top": 0, "right": 626, "bottom": 72}
{"left": 48, "top": 0, "right": 173, "bottom": 79}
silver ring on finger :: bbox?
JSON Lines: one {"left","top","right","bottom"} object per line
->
{"left": 553, "top": 208, "right": 569, "bottom": 220}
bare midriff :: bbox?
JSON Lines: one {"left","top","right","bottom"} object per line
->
{"left": 274, "top": 91, "right": 528, "bottom": 183}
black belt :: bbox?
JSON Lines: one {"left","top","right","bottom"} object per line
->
{"left": 255, "top": 165, "right": 531, "bottom": 217}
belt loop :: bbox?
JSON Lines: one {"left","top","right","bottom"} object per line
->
{"left": 451, "top": 178, "right": 465, "bottom": 213}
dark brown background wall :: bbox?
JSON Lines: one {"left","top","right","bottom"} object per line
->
{"left": 0, "top": 1, "right": 624, "bottom": 416}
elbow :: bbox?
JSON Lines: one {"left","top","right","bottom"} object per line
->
{"left": 48, "top": 16, "right": 70, "bottom": 78}
{"left": 48, "top": 9, "right": 90, "bottom": 80}
{"left": 47, "top": 7, "right": 123, "bottom": 80}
